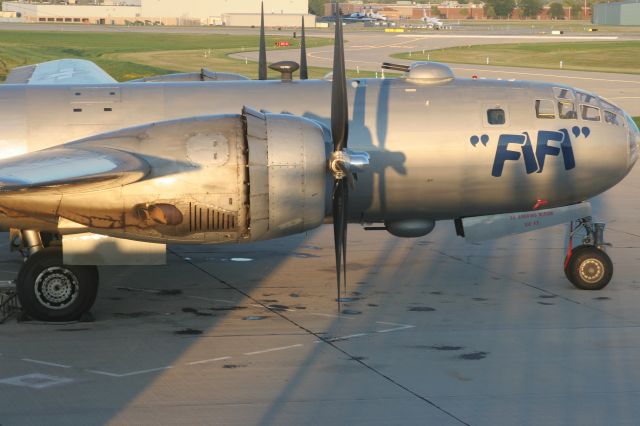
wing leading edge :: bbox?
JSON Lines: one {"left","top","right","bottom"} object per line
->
{"left": 0, "top": 146, "right": 150, "bottom": 193}
{"left": 5, "top": 59, "right": 117, "bottom": 85}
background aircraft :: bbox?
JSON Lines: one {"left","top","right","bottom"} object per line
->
{"left": 0, "top": 6, "right": 638, "bottom": 323}
{"left": 345, "top": 8, "right": 388, "bottom": 22}
{"left": 421, "top": 9, "right": 444, "bottom": 29}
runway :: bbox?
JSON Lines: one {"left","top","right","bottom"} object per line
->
{"left": 234, "top": 30, "right": 640, "bottom": 116}
{"left": 1, "top": 24, "right": 640, "bottom": 426}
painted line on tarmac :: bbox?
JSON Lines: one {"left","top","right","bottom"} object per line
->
{"left": 21, "top": 358, "right": 71, "bottom": 369}
{"left": 451, "top": 66, "right": 640, "bottom": 84}
{"left": 397, "top": 34, "right": 619, "bottom": 41}
{"left": 244, "top": 344, "right": 303, "bottom": 356}
{"left": 186, "top": 356, "right": 231, "bottom": 366}
{"left": 306, "top": 312, "right": 355, "bottom": 319}
{"left": 86, "top": 366, "right": 172, "bottom": 377}
{"left": 188, "top": 295, "right": 238, "bottom": 304}
{"left": 376, "top": 321, "right": 417, "bottom": 333}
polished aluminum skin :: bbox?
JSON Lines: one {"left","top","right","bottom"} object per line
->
{"left": 0, "top": 64, "right": 636, "bottom": 245}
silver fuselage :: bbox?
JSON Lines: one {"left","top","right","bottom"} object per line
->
{"left": 0, "top": 77, "right": 637, "bottom": 242}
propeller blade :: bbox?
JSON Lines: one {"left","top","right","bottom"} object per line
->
{"left": 341, "top": 181, "right": 348, "bottom": 294}
{"left": 330, "top": 5, "right": 348, "bottom": 152}
{"left": 258, "top": 2, "right": 267, "bottom": 81}
{"left": 300, "top": 16, "right": 308, "bottom": 80}
{"left": 332, "top": 180, "right": 345, "bottom": 307}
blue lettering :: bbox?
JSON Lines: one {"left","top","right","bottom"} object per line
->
{"left": 485, "top": 127, "right": 582, "bottom": 177}
{"left": 535, "top": 130, "right": 563, "bottom": 173}
{"left": 558, "top": 128, "right": 576, "bottom": 170}
{"left": 492, "top": 134, "right": 524, "bottom": 177}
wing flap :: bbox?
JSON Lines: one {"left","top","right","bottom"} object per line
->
{"left": 0, "top": 146, "right": 149, "bottom": 193}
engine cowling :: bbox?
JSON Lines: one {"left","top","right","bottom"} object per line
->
{"left": 244, "top": 108, "right": 328, "bottom": 241}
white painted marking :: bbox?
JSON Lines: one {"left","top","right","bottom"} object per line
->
{"left": 230, "top": 257, "right": 253, "bottom": 262}
{"left": 375, "top": 321, "right": 416, "bottom": 333}
{"left": 0, "top": 373, "right": 74, "bottom": 389}
{"left": 250, "top": 303, "right": 295, "bottom": 312}
{"left": 332, "top": 333, "right": 367, "bottom": 340}
{"left": 451, "top": 66, "right": 640, "bottom": 85}
{"left": 187, "top": 296, "right": 237, "bottom": 304}
{"left": 609, "top": 96, "right": 640, "bottom": 100}
{"left": 244, "top": 344, "right": 303, "bottom": 356}
{"left": 397, "top": 34, "right": 619, "bottom": 41}
{"left": 307, "top": 312, "right": 355, "bottom": 319}
{"left": 86, "top": 366, "right": 172, "bottom": 377}
{"left": 315, "top": 333, "right": 369, "bottom": 343}
{"left": 22, "top": 358, "right": 71, "bottom": 369}
{"left": 186, "top": 356, "right": 231, "bottom": 366}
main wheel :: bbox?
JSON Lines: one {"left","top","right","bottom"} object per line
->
{"left": 16, "top": 247, "right": 99, "bottom": 321}
{"left": 565, "top": 245, "right": 613, "bottom": 290}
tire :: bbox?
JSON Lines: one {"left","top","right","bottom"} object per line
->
{"left": 565, "top": 245, "right": 613, "bottom": 290}
{"left": 16, "top": 247, "right": 99, "bottom": 321}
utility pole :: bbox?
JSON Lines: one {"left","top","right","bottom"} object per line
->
{"left": 584, "top": 0, "right": 588, "bottom": 20}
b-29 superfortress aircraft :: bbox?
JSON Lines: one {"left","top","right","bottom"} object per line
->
{"left": 0, "top": 7, "right": 638, "bottom": 321}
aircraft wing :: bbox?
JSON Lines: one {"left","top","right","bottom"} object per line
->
{"left": 5, "top": 59, "right": 117, "bottom": 85}
{"left": 0, "top": 146, "right": 149, "bottom": 193}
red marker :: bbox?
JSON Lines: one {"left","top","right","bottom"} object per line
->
{"left": 533, "top": 199, "right": 548, "bottom": 210}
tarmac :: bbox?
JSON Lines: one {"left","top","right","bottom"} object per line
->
{"left": 1, "top": 24, "right": 640, "bottom": 426}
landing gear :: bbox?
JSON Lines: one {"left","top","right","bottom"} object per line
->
{"left": 14, "top": 231, "right": 99, "bottom": 322}
{"left": 564, "top": 218, "right": 613, "bottom": 290}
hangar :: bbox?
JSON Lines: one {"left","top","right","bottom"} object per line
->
{"left": 593, "top": 0, "right": 640, "bottom": 26}
{"left": 1, "top": 0, "right": 312, "bottom": 26}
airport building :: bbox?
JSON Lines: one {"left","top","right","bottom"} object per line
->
{"left": 1, "top": 0, "right": 312, "bottom": 26}
{"left": 593, "top": 0, "right": 640, "bottom": 26}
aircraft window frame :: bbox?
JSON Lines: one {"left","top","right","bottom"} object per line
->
{"left": 580, "top": 104, "right": 601, "bottom": 122}
{"left": 553, "top": 87, "right": 575, "bottom": 101}
{"left": 600, "top": 99, "right": 618, "bottom": 111}
{"left": 558, "top": 101, "right": 577, "bottom": 120}
{"left": 604, "top": 110, "right": 624, "bottom": 127}
{"left": 487, "top": 108, "right": 506, "bottom": 125}
{"left": 576, "top": 91, "right": 599, "bottom": 106}
{"left": 535, "top": 99, "right": 556, "bottom": 119}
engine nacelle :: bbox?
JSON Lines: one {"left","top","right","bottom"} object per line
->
{"left": 7, "top": 109, "right": 329, "bottom": 248}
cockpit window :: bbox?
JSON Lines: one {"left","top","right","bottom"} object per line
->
{"left": 604, "top": 110, "right": 623, "bottom": 127}
{"left": 536, "top": 100, "right": 555, "bottom": 119}
{"left": 558, "top": 101, "right": 577, "bottom": 119}
{"left": 553, "top": 87, "right": 575, "bottom": 100}
{"left": 600, "top": 99, "right": 618, "bottom": 111}
{"left": 576, "top": 91, "right": 598, "bottom": 106}
{"left": 581, "top": 105, "right": 601, "bottom": 122}
{"left": 487, "top": 108, "right": 505, "bottom": 125}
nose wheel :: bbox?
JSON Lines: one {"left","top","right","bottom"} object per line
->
{"left": 15, "top": 243, "right": 98, "bottom": 322}
{"left": 564, "top": 218, "right": 613, "bottom": 290}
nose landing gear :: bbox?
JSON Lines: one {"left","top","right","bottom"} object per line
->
{"left": 564, "top": 218, "right": 613, "bottom": 290}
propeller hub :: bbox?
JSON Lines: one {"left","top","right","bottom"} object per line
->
{"left": 329, "top": 149, "right": 370, "bottom": 179}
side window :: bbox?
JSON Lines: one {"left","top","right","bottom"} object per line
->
{"left": 604, "top": 110, "right": 623, "bottom": 127}
{"left": 581, "top": 105, "right": 601, "bottom": 121}
{"left": 535, "top": 100, "right": 555, "bottom": 119}
{"left": 558, "top": 101, "right": 577, "bottom": 119}
{"left": 487, "top": 108, "right": 505, "bottom": 125}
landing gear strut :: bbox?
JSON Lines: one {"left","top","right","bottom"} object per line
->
{"left": 15, "top": 230, "right": 99, "bottom": 321}
{"left": 564, "top": 217, "right": 613, "bottom": 290}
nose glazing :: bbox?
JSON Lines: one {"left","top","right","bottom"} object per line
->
{"left": 625, "top": 113, "right": 639, "bottom": 167}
